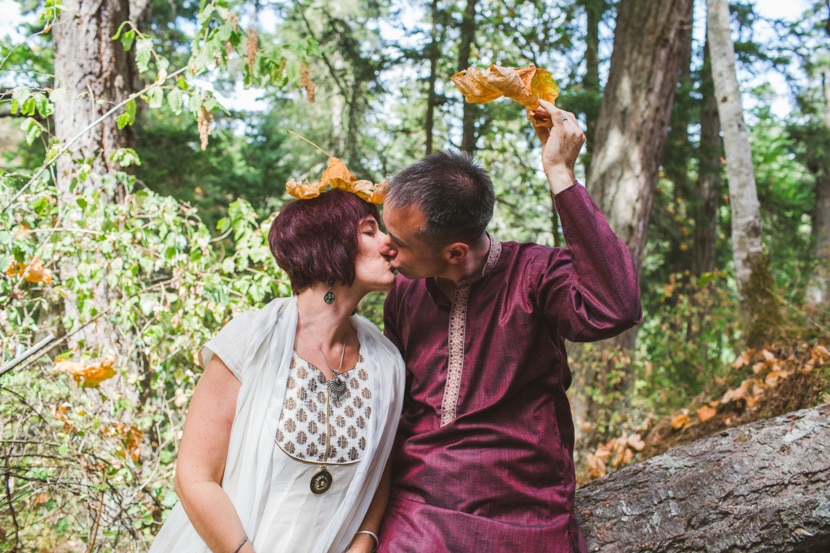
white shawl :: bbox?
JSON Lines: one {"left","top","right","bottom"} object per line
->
{"left": 149, "top": 296, "right": 404, "bottom": 553}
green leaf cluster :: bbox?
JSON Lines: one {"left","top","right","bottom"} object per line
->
{"left": 0, "top": 167, "right": 289, "bottom": 549}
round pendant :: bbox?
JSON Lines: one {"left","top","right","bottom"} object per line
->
{"left": 328, "top": 377, "right": 348, "bottom": 404}
{"left": 324, "top": 290, "right": 335, "bottom": 304}
{"left": 310, "top": 467, "right": 333, "bottom": 494}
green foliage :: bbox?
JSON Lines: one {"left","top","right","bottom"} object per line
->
{"left": 133, "top": 103, "right": 299, "bottom": 230}
{"left": 634, "top": 271, "right": 743, "bottom": 413}
{"left": 0, "top": 1, "right": 323, "bottom": 548}
{"left": 0, "top": 169, "right": 289, "bottom": 550}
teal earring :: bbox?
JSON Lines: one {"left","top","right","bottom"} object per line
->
{"left": 324, "top": 278, "right": 335, "bottom": 304}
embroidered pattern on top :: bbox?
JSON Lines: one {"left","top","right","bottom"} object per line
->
{"left": 439, "top": 236, "right": 502, "bottom": 426}
{"left": 276, "top": 353, "right": 372, "bottom": 463}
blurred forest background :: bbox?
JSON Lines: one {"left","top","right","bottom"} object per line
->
{"left": 1, "top": 0, "right": 828, "bottom": 550}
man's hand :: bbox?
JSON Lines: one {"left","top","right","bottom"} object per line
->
{"left": 529, "top": 98, "right": 586, "bottom": 194}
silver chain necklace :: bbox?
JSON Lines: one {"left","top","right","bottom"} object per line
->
{"left": 302, "top": 318, "right": 349, "bottom": 405}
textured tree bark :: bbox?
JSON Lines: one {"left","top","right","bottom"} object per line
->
{"left": 425, "top": 0, "right": 441, "bottom": 156}
{"left": 578, "top": 0, "right": 604, "bottom": 180}
{"left": 706, "top": 0, "right": 762, "bottom": 289}
{"left": 457, "top": 0, "right": 478, "bottom": 154}
{"left": 663, "top": 10, "right": 694, "bottom": 276}
{"left": 53, "top": 0, "right": 136, "bottom": 202}
{"left": 574, "top": 0, "right": 693, "bottom": 433}
{"left": 706, "top": 0, "right": 781, "bottom": 347}
{"left": 575, "top": 404, "right": 830, "bottom": 553}
{"left": 707, "top": 0, "right": 781, "bottom": 347}
{"left": 692, "top": 37, "right": 721, "bottom": 277}
{"left": 50, "top": 0, "right": 138, "bottom": 356}
{"left": 587, "top": 0, "right": 693, "bottom": 270}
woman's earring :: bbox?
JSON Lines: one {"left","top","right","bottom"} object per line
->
{"left": 324, "top": 278, "right": 335, "bottom": 304}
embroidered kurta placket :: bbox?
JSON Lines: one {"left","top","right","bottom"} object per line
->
{"left": 439, "top": 237, "right": 502, "bottom": 426}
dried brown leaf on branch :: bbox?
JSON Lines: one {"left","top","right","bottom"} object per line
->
{"left": 198, "top": 106, "right": 213, "bottom": 151}
{"left": 300, "top": 65, "right": 316, "bottom": 103}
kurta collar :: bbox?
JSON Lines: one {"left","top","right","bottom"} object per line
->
{"left": 425, "top": 233, "right": 502, "bottom": 304}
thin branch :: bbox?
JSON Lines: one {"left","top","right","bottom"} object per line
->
{"left": 286, "top": 129, "right": 334, "bottom": 157}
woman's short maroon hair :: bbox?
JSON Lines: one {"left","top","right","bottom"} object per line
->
{"left": 268, "top": 189, "right": 381, "bottom": 291}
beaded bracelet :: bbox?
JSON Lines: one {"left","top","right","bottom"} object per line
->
{"left": 232, "top": 536, "right": 248, "bottom": 553}
{"left": 356, "top": 529, "right": 379, "bottom": 552}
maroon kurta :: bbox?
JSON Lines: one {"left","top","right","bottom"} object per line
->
{"left": 379, "top": 184, "right": 641, "bottom": 553}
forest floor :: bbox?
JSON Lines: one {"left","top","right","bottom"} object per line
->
{"left": 577, "top": 335, "right": 830, "bottom": 484}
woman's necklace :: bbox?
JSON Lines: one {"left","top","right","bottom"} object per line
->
{"left": 303, "top": 320, "right": 349, "bottom": 404}
{"left": 299, "top": 314, "right": 351, "bottom": 493}
{"left": 309, "top": 386, "right": 334, "bottom": 494}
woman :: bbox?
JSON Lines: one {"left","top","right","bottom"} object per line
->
{"left": 150, "top": 188, "right": 404, "bottom": 553}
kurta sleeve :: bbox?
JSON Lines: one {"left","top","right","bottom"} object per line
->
{"left": 535, "top": 183, "right": 642, "bottom": 342}
{"left": 198, "top": 312, "right": 257, "bottom": 381}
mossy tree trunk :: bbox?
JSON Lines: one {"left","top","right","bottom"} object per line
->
{"left": 706, "top": 0, "right": 782, "bottom": 347}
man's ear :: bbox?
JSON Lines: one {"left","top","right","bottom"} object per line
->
{"left": 443, "top": 242, "right": 470, "bottom": 265}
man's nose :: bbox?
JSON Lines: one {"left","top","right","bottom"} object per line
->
{"left": 378, "top": 235, "right": 396, "bottom": 259}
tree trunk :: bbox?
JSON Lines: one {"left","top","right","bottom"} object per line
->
{"left": 53, "top": 0, "right": 136, "bottom": 203}
{"left": 692, "top": 38, "right": 722, "bottom": 277}
{"left": 587, "top": 0, "right": 693, "bottom": 271}
{"left": 575, "top": 403, "right": 830, "bottom": 552}
{"left": 51, "top": 0, "right": 138, "bottom": 358}
{"left": 663, "top": 10, "right": 694, "bottom": 276}
{"left": 457, "top": 0, "right": 478, "bottom": 154}
{"left": 572, "top": 0, "right": 693, "bottom": 438}
{"left": 707, "top": 0, "right": 781, "bottom": 347}
{"left": 579, "top": 0, "right": 604, "bottom": 180}
{"left": 425, "top": 0, "right": 441, "bottom": 156}
{"left": 805, "top": 67, "right": 830, "bottom": 306}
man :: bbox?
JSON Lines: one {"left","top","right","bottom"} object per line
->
{"left": 376, "top": 99, "right": 641, "bottom": 553}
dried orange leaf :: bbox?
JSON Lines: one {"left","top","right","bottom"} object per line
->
{"left": 812, "top": 344, "right": 830, "bottom": 365}
{"left": 627, "top": 433, "right": 645, "bottom": 451}
{"left": 450, "top": 64, "right": 559, "bottom": 110}
{"left": 732, "top": 350, "right": 753, "bottom": 369}
{"left": 671, "top": 411, "right": 690, "bottom": 429}
{"left": 530, "top": 68, "right": 560, "bottom": 105}
{"left": 593, "top": 443, "right": 612, "bottom": 463}
{"left": 286, "top": 155, "right": 386, "bottom": 203}
{"left": 117, "top": 422, "right": 143, "bottom": 462}
{"left": 331, "top": 178, "right": 372, "bottom": 202}
{"left": 586, "top": 452, "right": 607, "bottom": 480}
{"left": 697, "top": 404, "right": 717, "bottom": 422}
{"left": 285, "top": 177, "right": 325, "bottom": 200}
{"left": 320, "top": 157, "right": 356, "bottom": 187}
{"left": 368, "top": 179, "right": 389, "bottom": 204}
{"left": 56, "top": 357, "right": 116, "bottom": 388}
{"left": 722, "top": 378, "right": 754, "bottom": 404}
{"left": 800, "top": 360, "right": 815, "bottom": 375}
{"left": 6, "top": 256, "right": 52, "bottom": 284}
{"left": 764, "top": 369, "right": 792, "bottom": 388}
